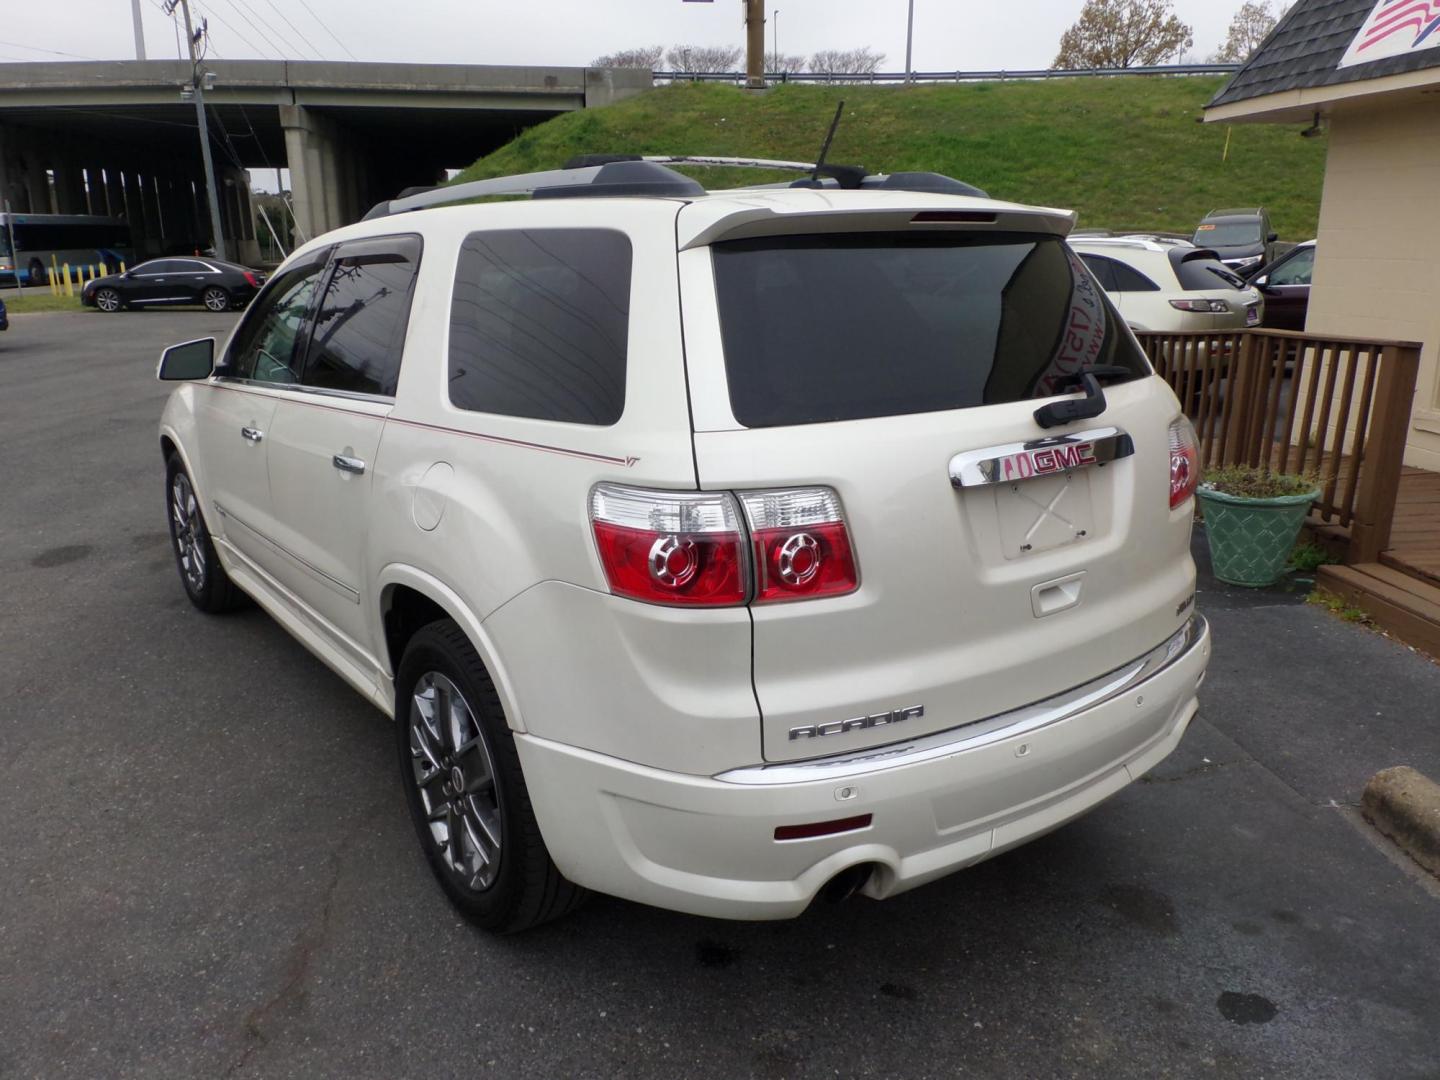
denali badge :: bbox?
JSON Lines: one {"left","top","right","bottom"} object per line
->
{"left": 789, "top": 705, "right": 925, "bottom": 741}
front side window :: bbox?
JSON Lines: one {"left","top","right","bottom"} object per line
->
{"left": 448, "top": 228, "right": 632, "bottom": 425}
{"left": 712, "top": 232, "right": 1150, "bottom": 428}
{"left": 302, "top": 236, "right": 422, "bottom": 397}
{"left": 1269, "top": 247, "right": 1315, "bottom": 287}
{"left": 224, "top": 260, "right": 326, "bottom": 384}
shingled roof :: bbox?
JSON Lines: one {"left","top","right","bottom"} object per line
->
{"left": 1209, "top": 0, "right": 1440, "bottom": 108}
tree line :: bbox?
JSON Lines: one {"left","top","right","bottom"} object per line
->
{"left": 594, "top": 45, "right": 885, "bottom": 76}
{"left": 593, "top": 2, "right": 1286, "bottom": 77}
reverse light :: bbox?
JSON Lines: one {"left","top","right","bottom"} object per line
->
{"left": 1169, "top": 417, "right": 1200, "bottom": 509}
{"left": 589, "top": 484, "right": 748, "bottom": 607}
{"left": 740, "top": 488, "right": 858, "bottom": 604}
{"left": 1169, "top": 298, "right": 1231, "bottom": 313}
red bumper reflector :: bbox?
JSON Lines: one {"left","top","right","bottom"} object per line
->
{"left": 774, "top": 814, "right": 873, "bottom": 841}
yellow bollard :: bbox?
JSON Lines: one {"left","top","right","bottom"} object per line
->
{"left": 47, "top": 266, "right": 56, "bottom": 297}
{"left": 119, "top": 260, "right": 126, "bottom": 274}
{"left": 62, "top": 263, "right": 73, "bottom": 297}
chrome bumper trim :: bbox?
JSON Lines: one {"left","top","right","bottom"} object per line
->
{"left": 716, "top": 615, "right": 1207, "bottom": 786}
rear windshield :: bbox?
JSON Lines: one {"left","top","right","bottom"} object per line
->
{"left": 1171, "top": 251, "right": 1248, "bottom": 291}
{"left": 711, "top": 233, "right": 1150, "bottom": 428}
{"left": 1193, "top": 222, "right": 1261, "bottom": 247}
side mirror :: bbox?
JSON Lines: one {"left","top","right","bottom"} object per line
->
{"left": 157, "top": 337, "right": 215, "bottom": 381}
{"left": 1267, "top": 232, "right": 1278, "bottom": 243}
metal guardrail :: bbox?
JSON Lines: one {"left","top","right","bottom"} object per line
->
{"left": 653, "top": 63, "right": 1241, "bottom": 84}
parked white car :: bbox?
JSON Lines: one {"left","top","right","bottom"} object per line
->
{"left": 156, "top": 159, "right": 1210, "bottom": 931}
{"left": 1070, "top": 237, "right": 1263, "bottom": 332}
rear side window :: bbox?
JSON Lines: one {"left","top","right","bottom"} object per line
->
{"left": 1110, "top": 260, "right": 1160, "bottom": 292}
{"left": 448, "top": 229, "right": 631, "bottom": 425}
{"left": 302, "top": 236, "right": 422, "bottom": 398}
{"left": 712, "top": 233, "right": 1149, "bottom": 428}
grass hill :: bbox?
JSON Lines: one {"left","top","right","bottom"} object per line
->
{"left": 455, "top": 77, "right": 1327, "bottom": 240}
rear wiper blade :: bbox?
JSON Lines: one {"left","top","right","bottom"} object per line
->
{"left": 1033, "top": 365, "right": 1134, "bottom": 429}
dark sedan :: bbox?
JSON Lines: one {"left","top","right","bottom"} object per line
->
{"left": 81, "top": 257, "right": 265, "bottom": 313}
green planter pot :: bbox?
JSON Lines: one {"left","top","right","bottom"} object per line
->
{"left": 1196, "top": 486, "right": 1321, "bottom": 587}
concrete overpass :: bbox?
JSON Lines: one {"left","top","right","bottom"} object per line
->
{"left": 0, "top": 60, "right": 650, "bottom": 264}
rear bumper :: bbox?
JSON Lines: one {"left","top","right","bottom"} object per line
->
{"left": 517, "top": 616, "right": 1211, "bottom": 920}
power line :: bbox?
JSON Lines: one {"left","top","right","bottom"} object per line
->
{"left": 211, "top": 0, "right": 287, "bottom": 58}
{"left": 0, "top": 39, "right": 101, "bottom": 60}
{"left": 191, "top": 0, "right": 273, "bottom": 59}
{"left": 259, "top": 0, "right": 326, "bottom": 60}
{"left": 295, "top": 0, "right": 357, "bottom": 60}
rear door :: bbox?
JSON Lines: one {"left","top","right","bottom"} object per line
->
{"left": 264, "top": 235, "right": 421, "bottom": 656}
{"left": 679, "top": 222, "right": 1196, "bottom": 763}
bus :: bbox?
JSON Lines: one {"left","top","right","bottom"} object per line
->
{"left": 0, "top": 213, "right": 135, "bottom": 286}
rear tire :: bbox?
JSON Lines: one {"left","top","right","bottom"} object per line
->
{"left": 27, "top": 259, "right": 45, "bottom": 287}
{"left": 395, "top": 620, "right": 587, "bottom": 932}
{"left": 202, "top": 286, "right": 231, "bottom": 312}
{"left": 165, "top": 452, "right": 244, "bottom": 613}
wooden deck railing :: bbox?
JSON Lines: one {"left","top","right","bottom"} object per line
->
{"left": 1135, "top": 329, "right": 1422, "bottom": 563}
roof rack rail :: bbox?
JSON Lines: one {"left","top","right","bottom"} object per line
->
{"left": 362, "top": 155, "right": 989, "bottom": 219}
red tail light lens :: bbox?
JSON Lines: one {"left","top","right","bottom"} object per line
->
{"left": 243, "top": 271, "right": 259, "bottom": 288}
{"left": 590, "top": 484, "right": 748, "bottom": 607}
{"left": 1169, "top": 417, "right": 1200, "bottom": 509}
{"left": 740, "top": 488, "right": 859, "bottom": 604}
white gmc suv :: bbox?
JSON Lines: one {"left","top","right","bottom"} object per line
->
{"left": 156, "top": 158, "right": 1210, "bottom": 932}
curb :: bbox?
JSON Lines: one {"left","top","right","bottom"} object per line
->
{"left": 1362, "top": 766, "right": 1440, "bottom": 878}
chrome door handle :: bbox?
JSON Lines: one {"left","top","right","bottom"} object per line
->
{"left": 332, "top": 454, "right": 366, "bottom": 475}
{"left": 240, "top": 426, "right": 263, "bottom": 443}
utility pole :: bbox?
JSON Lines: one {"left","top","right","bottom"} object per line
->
{"left": 745, "top": 0, "right": 765, "bottom": 89}
{"left": 905, "top": 0, "right": 915, "bottom": 82}
{"left": 773, "top": 9, "right": 779, "bottom": 70}
{"left": 131, "top": 0, "right": 147, "bottom": 60}
{"left": 168, "top": 0, "right": 227, "bottom": 260}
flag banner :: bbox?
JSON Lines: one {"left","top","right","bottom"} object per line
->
{"left": 1337, "top": 0, "right": 1440, "bottom": 67}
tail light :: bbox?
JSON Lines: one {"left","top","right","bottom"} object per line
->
{"left": 1169, "top": 298, "right": 1230, "bottom": 313}
{"left": 589, "top": 484, "right": 748, "bottom": 607}
{"left": 243, "top": 271, "right": 259, "bottom": 288}
{"left": 739, "top": 488, "right": 858, "bottom": 604}
{"left": 589, "top": 484, "right": 860, "bottom": 607}
{"left": 1169, "top": 417, "right": 1200, "bottom": 509}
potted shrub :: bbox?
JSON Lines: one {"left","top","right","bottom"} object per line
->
{"left": 1196, "top": 466, "right": 1323, "bottom": 587}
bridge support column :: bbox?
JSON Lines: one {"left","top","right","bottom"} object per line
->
{"left": 53, "top": 163, "right": 87, "bottom": 214}
{"left": 280, "top": 104, "right": 341, "bottom": 242}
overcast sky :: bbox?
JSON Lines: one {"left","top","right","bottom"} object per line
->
{"left": 4, "top": 0, "right": 1242, "bottom": 72}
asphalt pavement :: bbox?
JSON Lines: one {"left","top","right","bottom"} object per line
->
{"left": 3, "top": 310, "right": 1440, "bottom": 1080}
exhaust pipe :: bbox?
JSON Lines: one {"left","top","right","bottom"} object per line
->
{"left": 819, "top": 863, "right": 876, "bottom": 904}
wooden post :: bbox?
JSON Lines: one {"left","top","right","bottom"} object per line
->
{"left": 1218, "top": 332, "right": 1261, "bottom": 467}
{"left": 1348, "top": 343, "right": 1420, "bottom": 563}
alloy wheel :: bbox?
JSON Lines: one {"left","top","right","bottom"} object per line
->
{"left": 408, "top": 672, "right": 503, "bottom": 892}
{"left": 169, "top": 471, "right": 206, "bottom": 593}
{"left": 203, "top": 288, "right": 229, "bottom": 312}
{"left": 96, "top": 289, "right": 120, "bottom": 313}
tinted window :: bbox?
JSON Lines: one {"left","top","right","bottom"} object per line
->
{"left": 1172, "top": 251, "right": 1247, "bottom": 291}
{"left": 1079, "top": 254, "right": 1117, "bottom": 291}
{"left": 1110, "top": 260, "right": 1160, "bottom": 292}
{"left": 224, "top": 261, "right": 326, "bottom": 384}
{"left": 137, "top": 260, "right": 185, "bottom": 275}
{"left": 302, "top": 237, "right": 421, "bottom": 397}
{"left": 1269, "top": 247, "right": 1314, "bottom": 286}
{"left": 449, "top": 229, "right": 631, "bottom": 425}
{"left": 713, "top": 233, "right": 1150, "bottom": 428}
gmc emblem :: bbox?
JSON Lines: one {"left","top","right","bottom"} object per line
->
{"left": 789, "top": 705, "right": 925, "bottom": 741}
{"left": 996, "top": 441, "right": 1096, "bottom": 482}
